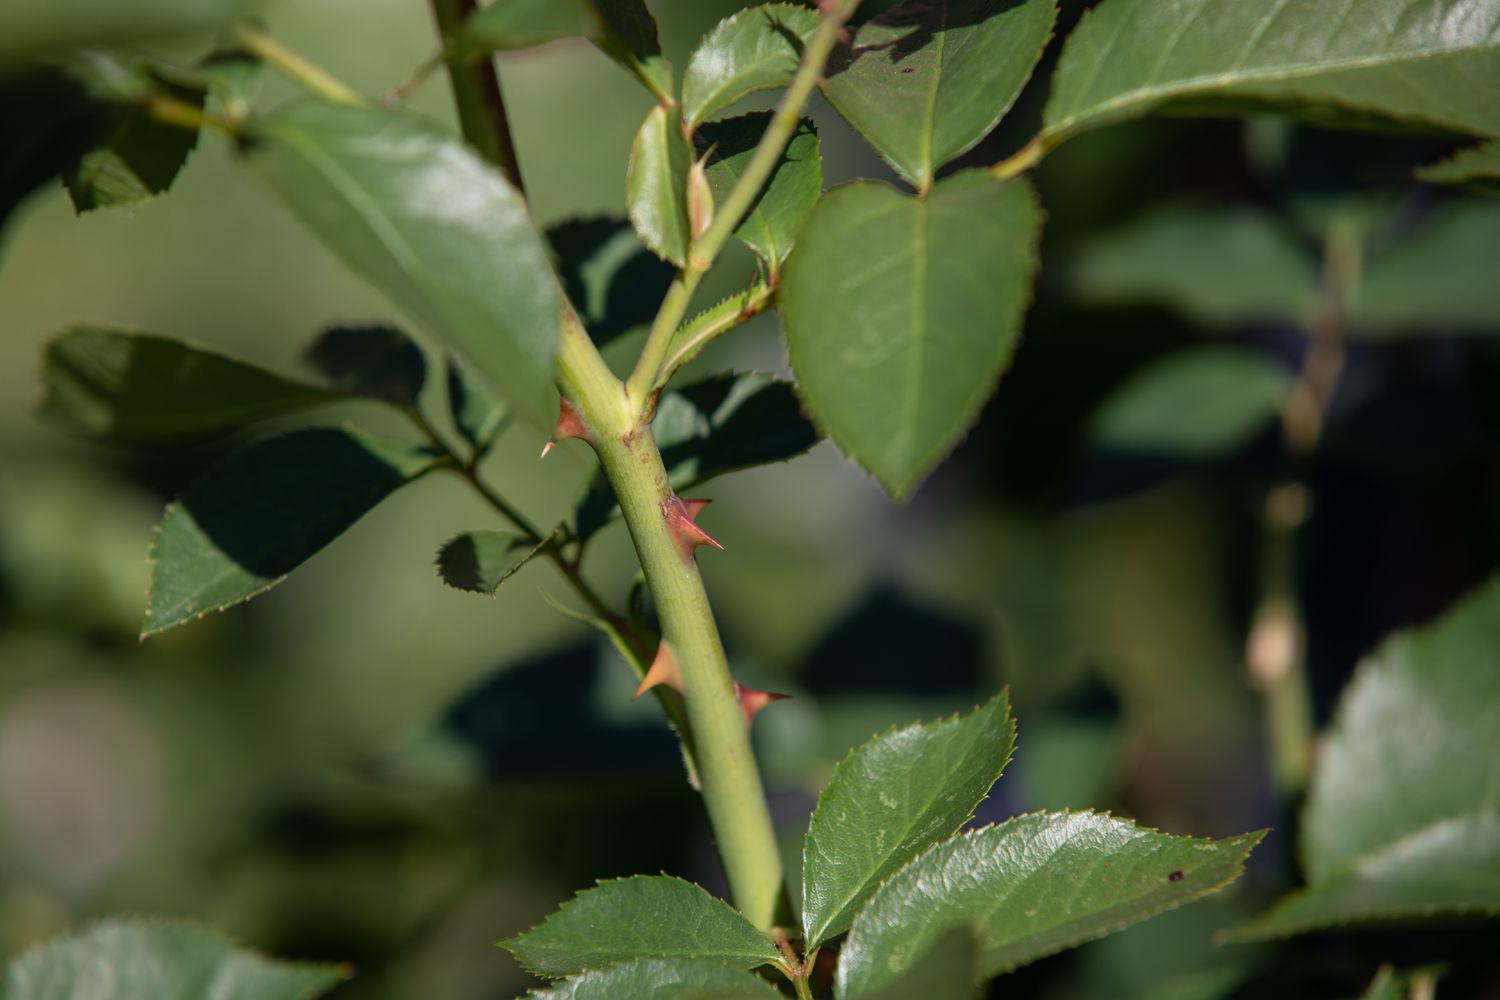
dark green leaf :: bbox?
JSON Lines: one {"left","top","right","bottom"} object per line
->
{"left": 680, "top": 4, "right": 820, "bottom": 131}
{"left": 627, "top": 105, "right": 694, "bottom": 266}
{"left": 1044, "top": 0, "right": 1500, "bottom": 143}
{"left": 446, "top": 356, "right": 507, "bottom": 450}
{"left": 1089, "top": 348, "right": 1293, "bottom": 459}
{"left": 847, "top": 926, "right": 983, "bottom": 1000}
{"left": 547, "top": 216, "right": 674, "bottom": 346}
{"left": 525, "top": 959, "right": 784, "bottom": 1000}
{"left": 0, "top": 918, "right": 347, "bottom": 1000}
{"left": 0, "top": 0, "right": 247, "bottom": 67}
{"left": 1230, "top": 577, "right": 1500, "bottom": 939}
{"left": 0, "top": 69, "right": 119, "bottom": 232}
{"left": 249, "top": 101, "right": 563, "bottom": 430}
{"left": 63, "top": 84, "right": 201, "bottom": 213}
{"left": 1418, "top": 141, "right": 1500, "bottom": 195}
{"left": 695, "top": 114, "right": 821, "bottom": 273}
{"left": 1350, "top": 201, "right": 1500, "bottom": 334}
{"left": 802, "top": 691, "right": 1015, "bottom": 948}
{"left": 502, "top": 875, "right": 780, "bottom": 977}
{"left": 1066, "top": 205, "right": 1320, "bottom": 327}
{"left": 836, "top": 813, "right": 1264, "bottom": 996}
{"left": 575, "top": 372, "right": 818, "bottom": 541}
{"left": 781, "top": 171, "right": 1040, "bottom": 498}
{"left": 463, "top": 0, "right": 600, "bottom": 51}
{"left": 304, "top": 324, "right": 427, "bottom": 405}
{"left": 437, "top": 530, "right": 558, "bottom": 595}
{"left": 37, "top": 326, "right": 333, "bottom": 443}
{"left": 595, "top": 0, "right": 674, "bottom": 102}
{"left": 143, "top": 427, "right": 438, "bottom": 636}
{"left": 823, "top": 0, "right": 1057, "bottom": 190}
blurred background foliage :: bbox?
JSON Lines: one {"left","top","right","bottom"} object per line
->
{"left": 2, "top": 0, "right": 1499, "bottom": 997}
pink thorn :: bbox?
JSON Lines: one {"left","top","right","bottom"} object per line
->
{"left": 634, "top": 642, "right": 683, "bottom": 699}
{"left": 663, "top": 495, "right": 723, "bottom": 561}
{"left": 541, "top": 399, "right": 590, "bottom": 459}
{"left": 735, "top": 681, "right": 791, "bottom": 725}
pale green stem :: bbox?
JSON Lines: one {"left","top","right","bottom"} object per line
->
{"left": 624, "top": 1, "right": 861, "bottom": 408}
{"left": 989, "top": 133, "right": 1047, "bottom": 182}
{"left": 147, "top": 92, "right": 237, "bottom": 135}
{"left": 233, "top": 24, "right": 364, "bottom": 106}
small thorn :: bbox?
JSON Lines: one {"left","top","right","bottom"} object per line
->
{"left": 735, "top": 681, "right": 790, "bottom": 725}
{"left": 541, "top": 399, "right": 590, "bottom": 458}
{"left": 663, "top": 495, "right": 722, "bottom": 561}
{"left": 634, "top": 641, "right": 683, "bottom": 699}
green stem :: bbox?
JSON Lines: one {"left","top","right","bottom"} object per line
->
{"left": 427, "top": 0, "right": 526, "bottom": 191}
{"left": 657, "top": 280, "right": 775, "bottom": 389}
{"left": 233, "top": 24, "right": 364, "bottom": 106}
{"left": 989, "top": 133, "right": 1047, "bottom": 182}
{"left": 147, "top": 92, "right": 237, "bottom": 135}
{"left": 557, "top": 320, "right": 785, "bottom": 929}
{"left": 623, "top": 0, "right": 860, "bottom": 408}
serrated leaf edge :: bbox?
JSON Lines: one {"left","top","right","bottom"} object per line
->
{"left": 682, "top": 3, "right": 822, "bottom": 130}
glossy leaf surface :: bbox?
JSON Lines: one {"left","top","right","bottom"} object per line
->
{"left": 437, "top": 530, "right": 558, "bottom": 595}
{"left": 836, "top": 813, "right": 1263, "bottom": 996}
{"left": 1045, "top": 0, "right": 1500, "bottom": 141}
{"left": 503, "top": 875, "right": 780, "bottom": 977}
{"left": 802, "top": 692, "right": 1015, "bottom": 948}
{"left": 37, "top": 326, "right": 332, "bottom": 443}
{"left": 1089, "top": 348, "right": 1293, "bottom": 458}
{"left": 525, "top": 959, "right": 784, "bottom": 1000}
{"left": 0, "top": 919, "right": 347, "bottom": 1000}
{"left": 823, "top": 0, "right": 1057, "bottom": 189}
{"left": 846, "top": 927, "right": 983, "bottom": 1000}
{"left": 575, "top": 372, "right": 818, "bottom": 540}
{"left": 1067, "top": 205, "right": 1320, "bottom": 326}
{"left": 781, "top": 172, "right": 1040, "bottom": 498}
{"left": 627, "top": 105, "right": 693, "bottom": 266}
{"left": 144, "top": 428, "right": 438, "bottom": 636}
{"left": 680, "top": 4, "right": 820, "bottom": 130}
{"left": 695, "top": 114, "right": 821, "bottom": 271}
{"left": 1232, "top": 577, "right": 1500, "bottom": 938}
{"left": 250, "top": 101, "right": 562, "bottom": 429}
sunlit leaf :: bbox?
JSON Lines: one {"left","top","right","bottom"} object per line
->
{"left": 524, "top": 958, "right": 783, "bottom": 1000}
{"left": 680, "top": 4, "right": 820, "bottom": 130}
{"left": 627, "top": 104, "right": 693, "bottom": 266}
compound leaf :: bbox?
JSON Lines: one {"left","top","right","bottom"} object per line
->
{"left": 249, "top": 100, "right": 562, "bottom": 430}
{"left": 144, "top": 427, "right": 438, "bottom": 636}
{"left": 0, "top": 918, "right": 347, "bottom": 1000}
{"left": 781, "top": 171, "right": 1040, "bottom": 498}
{"left": 695, "top": 114, "right": 821, "bottom": 273}
{"left": 836, "top": 813, "right": 1264, "bottom": 996}
{"left": 502, "top": 875, "right": 780, "bottom": 977}
{"left": 680, "top": 4, "right": 820, "bottom": 130}
{"left": 1045, "top": 0, "right": 1500, "bottom": 142}
{"left": 823, "top": 0, "right": 1057, "bottom": 190}
{"left": 803, "top": 691, "right": 1015, "bottom": 948}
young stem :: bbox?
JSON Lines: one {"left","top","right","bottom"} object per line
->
{"left": 557, "top": 320, "right": 786, "bottom": 929}
{"left": 233, "top": 24, "right": 364, "bottom": 106}
{"left": 623, "top": 0, "right": 860, "bottom": 408}
{"left": 427, "top": 0, "right": 526, "bottom": 192}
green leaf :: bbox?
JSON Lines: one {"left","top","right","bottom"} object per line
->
{"left": 1066, "top": 205, "right": 1321, "bottom": 327}
{"left": 249, "top": 100, "right": 563, "bottom": 430}
{"left": 802, "top": 691, "right": 1015, "bottom": 948}
{"left": 446, "top": 356, "right": 507, "bottom": 451}
{"left": 1230, "top": 577, "right": 1500, "bottom": 939}
{"left": 547, "top": 216, "right": 674, "bottom": 346}
{"left": 781, "top": 171, "right": 1040, "bottom": 498}
{"left": 0, "top": 0, "right": 247, "bottom": 67}
{"left": 525, "top": 959, "right": 784, "bottom": 1000}
{"left": 143, "top": 427, "right": 438, "bottom": 637}
{"left": 63, "top": 82, "right": 201, "bottom": 213}
{"left": 575, "top": 371, "right": 819, "bottom": 541}
{"left": 846, "top": 926, "right": 983, "bottom": 1000}
{"left": 695, "top": 114, "right": 821, "bottom": 273}
{"left": 463, "top": 0, "right": 600, "bottom": 51}
{"left": 1418, "top": 141, "right": 1500, "bottom": 195}
{"left": 437, "top": 529, "right": 559, "bottom": 595}
{"left": 680, "top": 4, "right": 820, "bottom": 131}
{"left": 0, "top": 918, "right": 347, "bottom": 1000}
{"left": 199, "top": 44, "right": 262, "bottom": 120}
{"left": 595, "top": 0, "right": 674, "bottom": 102}
{"left": 1089, "top": 348, "right": 1293, "bottom": 459}
{"left": 836, "top": 813, "right": 1264, "bottom": 997}
{"left": 37, "top": 326, "right": 333, "bottom": 444}
{"left": 822, "top": 0, "right": 1057, "bottom": 190}
{"left": 304, "top": 324, "right": 427, "bottom": 405}
{"left": 627, "top": 105, "right": 694, "bottom": 266}
{"left": 1350, "top": 201, "right": 1500, "bottom": 334}
{"left": 502, "top": 875, "right": 780, "bottom": 977}
{"left": 1044, "top": 0, "right": 1500, "bottom": 143}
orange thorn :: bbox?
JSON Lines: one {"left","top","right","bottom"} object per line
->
{"left": 663, "top": 495, "right": 723, "bottom": 561}
{"left": 633, "top": 641, "right": 683, "bottom": 699}
{"left": 735, "top": 681, "right": 791, "bottom": 725}
{"left": 541, "top": 399, "right": 590, "bottom": 459}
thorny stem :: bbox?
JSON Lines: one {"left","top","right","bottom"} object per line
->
{"left": 233, "top": 24, "right": 364, "bottom": 106}
{"left": 624, "top": 0, "right": 862, "bottom": 411}
{"left": 427, "top": 0, "right": 526, "bottom": 192}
